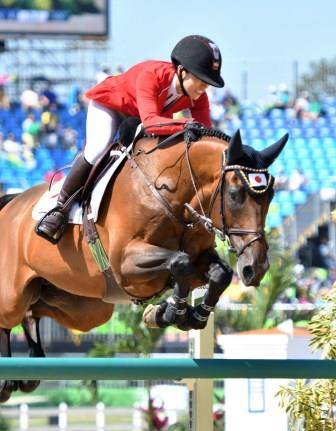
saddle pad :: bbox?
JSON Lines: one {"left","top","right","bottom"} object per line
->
{"left": 32, "top": 146, "right": 131, "bottom": 225}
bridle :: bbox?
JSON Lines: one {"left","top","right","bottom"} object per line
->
{"left": 184, "top": 148, "right": 272, "bottom": 257}
{"left": 128, "top": 127, "right": 273, "bottom": 257}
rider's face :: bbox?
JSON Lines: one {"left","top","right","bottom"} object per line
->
{"left": 178, "top": 70, "right": 209, "bottom": 100}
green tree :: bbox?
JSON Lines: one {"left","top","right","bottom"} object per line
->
{"left": 276, "top": 285, "right": 336, "bottom": 430}
{"left": 298, "top": 57, "right": 336, "bottom": 97}
{"left": 0, "top": 415, "right": 10, "bottom": 431}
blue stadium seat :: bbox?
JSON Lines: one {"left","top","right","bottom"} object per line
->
{"left": 279, "top": 201, "right": 295, "bottom": 217}
{"left": 266, "top": 213, "right": 282, "bottom": 229}
{"left": 292, "top": 190, "right": 307, "bottom": 205}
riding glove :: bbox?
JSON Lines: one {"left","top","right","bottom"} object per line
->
{"left": 183, "top": 121, "right": 204, "bottom": 143}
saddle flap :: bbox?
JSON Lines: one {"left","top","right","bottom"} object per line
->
{"left": 32, "top": 143, "right": 132, "bottom": 225}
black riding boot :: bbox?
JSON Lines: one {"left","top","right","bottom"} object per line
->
{"left": 35, "top": 154, "right": 92, "bottom": 244}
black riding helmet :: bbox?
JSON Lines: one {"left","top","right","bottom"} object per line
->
{"left": 171, "top": 35, "right": 225, "bottom": 88}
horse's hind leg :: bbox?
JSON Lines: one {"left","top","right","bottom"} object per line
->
{"left": 18, "top": 314, "right": 45, "bottom": 393}
{"left": 0, "top": 328, "right": 17, "bottom": 402}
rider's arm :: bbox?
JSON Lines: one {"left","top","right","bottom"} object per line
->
{"left": 190, "top": 93, "right": 212, "bottom": 129}
{"left": 135, "top": 70, "right": 190, "bottom": 135}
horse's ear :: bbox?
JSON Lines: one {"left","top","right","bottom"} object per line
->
{"left": 226, "top": 129, "right": 244, "bottom": 164}
{"left": 259, "top": 133, "right": 289, "bottom": 167}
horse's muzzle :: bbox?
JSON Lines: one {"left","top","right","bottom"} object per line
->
{"left": 238, "top": 256, "right": 269, "bottom": 287}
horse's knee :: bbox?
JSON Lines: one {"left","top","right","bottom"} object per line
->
{"left": 168, "top": 252, "right": 194, "bottom": 279}
{"left": 208, "top": 262, "right": 233, "bottom": 291}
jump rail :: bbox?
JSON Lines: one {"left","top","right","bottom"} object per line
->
{"left": 0, "top": 358, "right": 334, "bottom": 380}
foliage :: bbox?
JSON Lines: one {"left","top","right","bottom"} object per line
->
{"left": 0, "top": 416, "right": 10, "bottom": 431}
{"left": 215, "top": 233, "right": 298, "bottom": 333}
{"left": 298, "top": 57, "right": 336, "bottom": 97}
{"left": 43, "top": 386, "right": 143, "bottom": 407}
{"left": 89, "top": 302, "right": 167, "bottom": 357}
{"left": 276, "top": 286, "right": 336, "bottom": 430}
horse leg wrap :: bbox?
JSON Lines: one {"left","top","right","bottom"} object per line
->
{"left": 161, "top": 295, "right": 188, "bottom": 326}
{"left": 159, "top": 252, "right": 195, "bottom": 328}
{"left": 205, "top": 262, "right": 233, "bottom": 306}
{"left": 188, "top": 261, "right": 233, "bottom": 330}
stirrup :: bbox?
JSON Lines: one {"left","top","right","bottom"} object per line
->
{"left": 35, "top": 207, "right": 68, "bottom": 245}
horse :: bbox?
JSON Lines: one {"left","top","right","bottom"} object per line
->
{"left": 0, "top": 125, "right": 288, "bottom": 401}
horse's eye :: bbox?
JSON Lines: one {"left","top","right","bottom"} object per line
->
{"left": 229, "top": 189, "right": 243, "bottom": 203}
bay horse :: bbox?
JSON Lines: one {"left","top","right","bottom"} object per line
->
{"left": 0, "top": 126, "right": 288, "bottom": 401}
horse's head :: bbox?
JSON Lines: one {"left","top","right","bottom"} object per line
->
{"left": 220, "top": 129, "right": 288, "bottom": 286}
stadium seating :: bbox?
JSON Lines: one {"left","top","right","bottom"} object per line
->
{"left": 1, "top": 97, "right": 336, "bottom": 229}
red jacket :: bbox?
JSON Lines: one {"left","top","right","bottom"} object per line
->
{"left": 85, "top": 60, "right": 211, "bottom": 135}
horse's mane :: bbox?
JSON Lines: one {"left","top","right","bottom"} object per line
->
{"left": 197, "top": 127, "right": 231, "bottom": 143}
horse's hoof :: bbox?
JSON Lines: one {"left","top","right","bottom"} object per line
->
{"left": 142, "top": 304, "right": 161, "bottom": 328}
{"left": 177, "top": 306, "right": 208, "bottom": 331}
{"left": 142, "top": 303, "right": 169, "bottom": 329}
{"left": 19, "top": 380, "right": 40, "bottom": 393}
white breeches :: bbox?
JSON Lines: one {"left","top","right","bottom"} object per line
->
{"left": 84, "top": 100, "right": 122, "bottom": 165}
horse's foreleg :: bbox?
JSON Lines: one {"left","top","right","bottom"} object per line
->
{"left": 0, "top": 328, "right": 17, "bottom": 402}
{"left": 18, "top": 313, "right": 45, "bottom": 393}
{"left": 188, "top": 260, "right": 233, "bottom": 330}
{"left": 155, "top": 252, "right": 195, "bottom": 329}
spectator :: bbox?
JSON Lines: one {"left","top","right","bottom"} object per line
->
{"left": 273, "top": 168, "right": 289, "bottom": 191}
{"left": 264, "top": 83, "right": 292, "bottom": 116}
{"left": 0, "top": 84, "right": 10, "bottom": 109}
{"left": 222, "top": 89, "right": 241, "bottom": 120}
{"left": 309, "top": 93, "right": 325, "bottom": 120}
{"left": 288, "top": 169, "right": 309, "bottom": 192}
{"left": 20, "top": 89, "right": 39, "bottom": 110}
{"left": 95, "top": 66, "right": 111, "bottom": 84}
{"left": 60, "top": 127, "right": 78, "bottom": 150}
{"left": 3, "top": 132, "right": 23, "bottom": 167}
{"left": 3, "top": 132, "right": 21, "bottom": 154}
{"left": 39, "top": 81, "right": 58, "bottom": 107}
{"left": 22, "top": 112, "right": 41, "bottom": 149}
{"left": 294, "top": 91, "right": 325, "bottom": 120}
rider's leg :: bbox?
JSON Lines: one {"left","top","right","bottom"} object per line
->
{"left": 35, "top": 101, "right": 121, "bottom": 244}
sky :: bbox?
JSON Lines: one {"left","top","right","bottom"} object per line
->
{"left": 109, "top": 0, "right": 336, "bottom": 101}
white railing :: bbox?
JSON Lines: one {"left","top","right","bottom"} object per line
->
{"left": 2, "top": 403, "right": 134, "bottom": 431}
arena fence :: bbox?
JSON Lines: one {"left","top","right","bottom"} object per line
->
{"left": 0, "top": 357, "right": 335, "bottom": 380}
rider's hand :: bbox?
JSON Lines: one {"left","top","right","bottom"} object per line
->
{"left": 183, "top": 121, "right": 204, "bottom": 143}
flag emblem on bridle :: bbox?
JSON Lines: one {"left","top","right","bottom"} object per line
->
{"left": 248, "top": 173, "right": 267, "bottom": 187}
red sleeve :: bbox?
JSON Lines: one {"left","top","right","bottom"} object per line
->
{"left": 135, "top": 70, "right": 189, "bottom": 135}
{"left": 191, "top": 93, "right": 212, "bottom": 128}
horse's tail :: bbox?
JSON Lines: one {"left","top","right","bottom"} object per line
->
{"left": 0, "top": 193, "right": 20, "bottom": 211}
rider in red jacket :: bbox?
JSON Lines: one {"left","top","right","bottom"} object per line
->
{"left": 85, "top": 60, "right": 212, "bottom": 135}
{"left": 36, "top": 35, "right": 225, "bottom": 244}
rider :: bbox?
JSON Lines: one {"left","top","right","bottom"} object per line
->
{"left": 35, "top": 35, "right": 225, "bottom": 244}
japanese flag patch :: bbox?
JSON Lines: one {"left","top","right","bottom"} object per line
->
{"left": 248, "top": 173, "right": 267, "bottom": 187}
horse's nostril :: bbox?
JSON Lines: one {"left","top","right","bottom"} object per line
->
{"left": 242, "top": 265, "right": 254, "bottom": 283}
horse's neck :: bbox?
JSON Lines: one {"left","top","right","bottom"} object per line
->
{"left": 186, "top": 138, "right": 226, "bottom": 203}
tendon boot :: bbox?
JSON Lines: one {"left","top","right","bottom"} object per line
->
{"left": 35, "top": 154, "right": 92, "bottom": 244}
